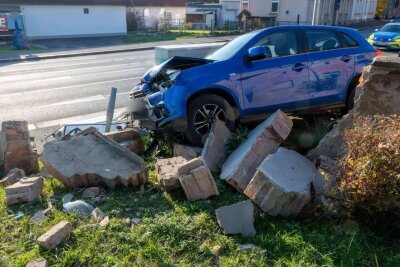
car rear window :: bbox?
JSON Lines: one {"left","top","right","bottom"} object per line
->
{"left": 337, "top": 32, "right": 359, "bottom": 47}
{"left": 305, "top": 30, "right": 342, "bottom": 51}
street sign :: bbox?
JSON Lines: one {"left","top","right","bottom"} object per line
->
{"left": 0, "top": 15, "right": 8, "bottom": 31}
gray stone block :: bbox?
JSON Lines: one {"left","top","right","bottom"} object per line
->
{"left": 201, "top": 119, "right": 232, "bottom": 173}
{"left": 41, "top": 130, "right": 147, "bottom": 189}
{"left": 178, "top": 158, "right": 219, "bottom": 201}
{"left": 156, "top": 156, "right": 187, "bottom": 191}
{"left": 37, "top": 221, "right": 72, "bottom": 249}
{"left": 220, "top": 110, "right": 293, "bottom": 192}
{"left": 5, "top": 176, "right": 43, "bottom": 205}
{"left": 173, "top": 144, "right": 202, "bottom": 160}
{"left": 215, "top": 200, "right": 256, "bottom": 236}
{"left": 244, "top": 148, "right": 315, "bottom": 217}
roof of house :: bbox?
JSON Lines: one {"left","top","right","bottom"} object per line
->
{"left": 133, "top": 0, "right": 187, "bottom": 7}
{"left": 0, "top": 0, "right": 130, "bottom": 5}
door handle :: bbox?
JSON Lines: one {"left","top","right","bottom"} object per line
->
{"left": 341, "top": 55, "right": 352, "bottom": 62}
{"left": 292, "top": 63, "right": 306, "bottom": 72}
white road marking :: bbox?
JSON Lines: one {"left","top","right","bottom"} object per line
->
{"left": 29, "top": 107, "right": 126, "bottom": 130}
{"left": 0, "top": 57, "right": 152, "bottom": 73}
{"left": 0, "top": 67, "right": 145, "bottom": 83}
{"left": 38, "top": 94, "right": 106, "bottom": 108}
{"left": 1, "top": 77, "right": 141, "bottom": 97}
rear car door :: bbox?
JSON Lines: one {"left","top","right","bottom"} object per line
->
{"left": 240, "top": 30, "right": 310, "bottom": 113}
{"left": 304, "top": 29, "right": 354, "bottom": 107}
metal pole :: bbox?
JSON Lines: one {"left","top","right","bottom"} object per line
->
{"left": 105, "top": 87, "right": 117, "bottom": 133}
{"left": 312, "top": 0, "right": 318, "bottom": 25}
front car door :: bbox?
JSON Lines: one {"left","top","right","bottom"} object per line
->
{"left": 240, "top": 30, "right": 311, "bottom": 116}
{"left": 303, "top": 29, "right": 354, "bottom": 108}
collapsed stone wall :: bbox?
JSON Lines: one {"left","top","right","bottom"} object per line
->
{"left": 309, "top": 56, "right": 400, "bottom": 160}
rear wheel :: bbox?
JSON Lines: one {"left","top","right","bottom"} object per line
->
{"left": 341, "top": 83, "right": 357, "bottom": 115}
{"left": 185, "top": 94, "right": 236, "bottom": 146}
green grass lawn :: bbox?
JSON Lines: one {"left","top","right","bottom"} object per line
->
{"left": 0, "top": 46, "right": 44, "bottom": 53}
{"left": 1, "top": 163, "right": 399, "bottom": 266}
{"left": 124, "top": 30, "right": 240, "bottom": 44}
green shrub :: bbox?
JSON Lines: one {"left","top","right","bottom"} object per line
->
{"left": 339, "top": 115, "right": 400, "bottom": 216}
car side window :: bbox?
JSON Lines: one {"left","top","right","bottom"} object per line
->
{"left": 254, "top": 30, "right": 298, "bottom": 58}
{"left": 305, "top": 30, "right": 342, "bottom": 51}
{"left": 337, "top": 32, "right": 359, "bottom": 47}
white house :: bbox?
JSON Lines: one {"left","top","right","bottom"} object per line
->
{"left": 0, "top": 0, "right": 128, "bottom": 39}
{"left": 133, "top": 0, "right": 186, "bottom": 29}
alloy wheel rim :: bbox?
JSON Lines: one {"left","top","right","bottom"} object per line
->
{"left": 193, "top": 104, "right": 226, "bottom": 135}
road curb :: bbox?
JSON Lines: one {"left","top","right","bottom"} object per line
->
{"left": 0, "top": 39, "right": 230, "bottom": 63}
{"left": 0, "top": 46, "right": 156, "bottom": 63}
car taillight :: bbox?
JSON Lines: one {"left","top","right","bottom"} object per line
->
{"left": 375, "top": 50, "right": 383, "bottom": 56}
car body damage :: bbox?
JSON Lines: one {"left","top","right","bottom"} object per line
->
{"left": 127, "top": 56, "right": 213, "bottom": 130}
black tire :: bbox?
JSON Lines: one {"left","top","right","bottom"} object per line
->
{"left": 341, "top": 84, "right": 356, "bottom": 115}
{"left": 185, "top": 94, "right": 236, "bottom": 146}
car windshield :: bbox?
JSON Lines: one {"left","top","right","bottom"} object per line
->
{"left": 379, "top": 24, "right": 400, "bottom": 33}
{"left": 206, "top": 31, "right": 259, "bottom": 61}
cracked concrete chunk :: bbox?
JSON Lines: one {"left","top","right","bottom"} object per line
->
{"left": 221, "top": 110, "right": 293, "bottom": 192}
{"left": 201, "top": 119, "right": 232, "bottom": 173}
{"left": 5, "top": 176, "right": 43, "bottom": 205}
{"left": 173, "top": 144, "right": 202, "bottom": 160}
{"left": 156, "top": 156, "right": 187, "bottom": 191}
{"left": 63, "top": 200, "right": 94, "bottom": 216}
{"left": 91, "top": 207, "right": 106, "bottom": 222}
{"left": 37, "top": 221, "right": 72, "bottom": 250}
{"left": 99, "top": 216, "right": 110, "bottom": 227}
{"left": 244, "top": 148, "right": 315, "bottom": 217}
{"left": 41, "top": 130, "right": 147, "bottom": 189}
{"left": 26, "top": 258, "right": 48, "bottom": 267}
{"left": 215, "top": 200, "right": 256, "bottom": 236}
{"left": 0, "top": 168, "right": 25, "bottom": 187}
{"left": 178, "top": 158, "right": 219, "bottom": 201}
{"left": 104, "top": 128, "right": 145, "bottom": 156}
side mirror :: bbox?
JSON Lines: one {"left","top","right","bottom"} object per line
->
{"left": 248, "top": 46, "right": 268, "bottom": 62}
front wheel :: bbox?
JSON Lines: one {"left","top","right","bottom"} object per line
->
{"left": 184, "top": 94, "right": 236, "bottom": 146}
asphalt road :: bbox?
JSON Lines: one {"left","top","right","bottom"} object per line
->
{"left": 0, "top": 47, "right": 397, "bottom": 151}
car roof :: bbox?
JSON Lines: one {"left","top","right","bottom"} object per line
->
{"left": 259, "top": 25, "right": 359, "bottom": 34}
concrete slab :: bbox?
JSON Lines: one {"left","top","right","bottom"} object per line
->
{"left": 41, "top": 130, "right": 147, "bottom": 189}
{"left": 173, "top": 144, "right": 202, "bottom": 160}
{"left": 5, "top": 176, "right": 43, "bottom": 205}
{"left": 244, "top": 148, "right": 315, "bottom": 217}
{"left": 178, "top": 158, "right": 219, "bottom": 201}
{"left": 156, "top": 156, "right": 187, "bottom": 191}
{"left": 220, "top": 110, "right": 293, "bottom": 192}
{"left": 201, "top": 119, "right": 232, "bottom": 174}
{"left": 215, "top": 200, "right": 256, "bottom": 236}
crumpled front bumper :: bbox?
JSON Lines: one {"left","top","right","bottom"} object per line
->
{"left": 127, "top": 90, "right": 187, "bottom": 132}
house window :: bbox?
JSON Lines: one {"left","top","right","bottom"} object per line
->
{"left": 271, "top": 0, "right": 279, "bottom": 13}
{"left": 84, "top": 8, "right": 89, "bottom": 14}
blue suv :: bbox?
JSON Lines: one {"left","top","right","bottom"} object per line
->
{"left": 129, "top": 25, "right": 379, "bottom": 145}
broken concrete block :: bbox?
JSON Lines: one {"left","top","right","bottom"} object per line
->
{"left": 0, "top": 121, "right": 39, "bottom": 175}
{"left": 91, "top": 207, "right": 106, "bottom": 222}
{"left": 215, "top": 200, "right": 256, "bottom": 236}
{"left": 41, "top": 130, "right": 147, "bottom": 189}
{"left": 37, "top": 221, "right": 72, "bottom": 249}
{"left": 201, "top": 119, "right": 231, "bottom": 173}
{"left": 5, "top": 176, "right": 43, "bottom": 205}
{"left": 221, "top": 110, "right": 293, "bottom": 192}
{"left": 156, "top": 156, "right": 187, "bottom": 191}
{"left": 82, "top": 187, "right": 100, "bottom": 198}
{"left": 99, "top": 216, "right": 110, "bottom": 227}
{"left": 173, "top": 144, "right": 202, "bottom": 160}
{"left": 31, "top": 210, "right": 47, "bottom": 224}
{"left": 244, "top": 148, "right": 315, "bottom": 217}
{"left": 104, "top": 128, "right": 145, "bottom": 155}
{"left": 0, "top": 168, "right": 25, "bottom": 187}
{"left": 178, "top": 158, "right": 219, "bottom": 201}
{"left": 26, "top": 258, "right": 48, "bottom": 267}
{"left": 63, "top": 200, "right": 94, "bottom": 216}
